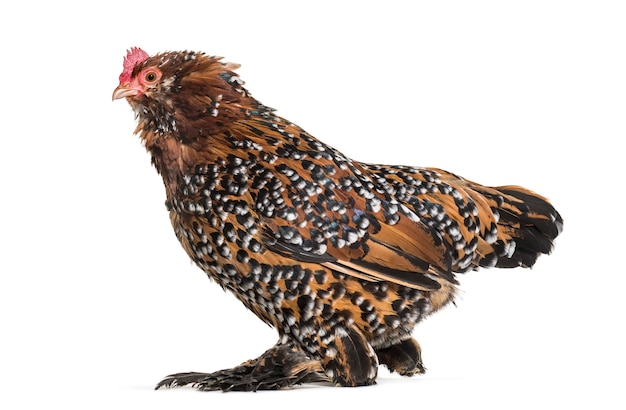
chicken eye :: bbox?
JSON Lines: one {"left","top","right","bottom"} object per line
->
{"left": 145, "top": 71, "right": 158, "bottom": 82}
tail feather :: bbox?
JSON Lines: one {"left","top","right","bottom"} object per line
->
{"left": 474, "top": 185, "right": 563, "bottom": 269}
{"left": 497, "top": 186, "right": 563, "bottom": 239}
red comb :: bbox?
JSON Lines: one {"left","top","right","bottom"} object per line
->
{"left": 119, "top": 47, "right": 149, "bottom": 83}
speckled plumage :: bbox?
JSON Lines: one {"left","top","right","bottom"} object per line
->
{"left": 113, "top": 48, "right": 563, "bottom": 390}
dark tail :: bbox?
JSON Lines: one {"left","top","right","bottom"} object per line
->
{"left": 475, "top": 185, "right": 563, "bottom": 269}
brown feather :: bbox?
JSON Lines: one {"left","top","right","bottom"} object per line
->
{"left": 114, "top": 49, "right": 563, "bottom": 390}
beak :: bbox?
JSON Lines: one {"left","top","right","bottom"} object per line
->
{"left": 112, "top": 84, "right": 139, "bottom": 100}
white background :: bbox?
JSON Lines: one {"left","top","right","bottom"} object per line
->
{"left": 1, "top": 1, "right": 624, "bottom": 409}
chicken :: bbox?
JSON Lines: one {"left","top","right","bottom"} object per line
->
{"left": 113, "top": 48, "right": 563, "bottom": 391}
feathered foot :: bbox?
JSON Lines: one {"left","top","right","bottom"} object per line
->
{"left": 376, "top": 337, "right": 426, "bottom": 376}
{"left": 155, "top": 342, "right": 330, "bottom": 391}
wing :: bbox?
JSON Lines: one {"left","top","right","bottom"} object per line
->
{"left": 230, "top": 117, "right": 526, "bottom": 291}
{"left": 257, "top": 154, "right": 462, "bottom": 292}
{"left": 261, "top": 186, "right": 453, "bottom": 291}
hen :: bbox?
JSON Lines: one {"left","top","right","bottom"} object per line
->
{"left": 113, "top": 48, "right": 562, "bottom": 391}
